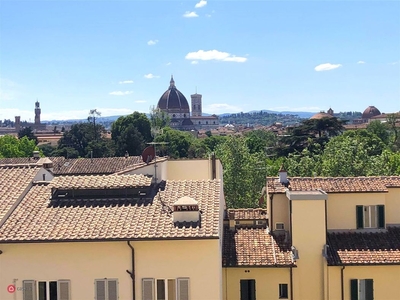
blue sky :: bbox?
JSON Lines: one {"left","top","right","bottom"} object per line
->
{"left": 0, "top": 0, "right": 399, "bottom": 121}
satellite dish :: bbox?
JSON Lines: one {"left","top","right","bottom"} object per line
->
{"left": 142, "top": 146, "right": 155, "bottom": 164}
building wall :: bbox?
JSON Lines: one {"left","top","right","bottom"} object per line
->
{"left": 326, "top": 193, "right": 386, "bottom": 230}
{"left": 162, "top": 159, "right": 222, "bottom": 181}
{"left": 0, "top": 239, "right": 222, "bottom": 300}
{"left": 291, "top": 199, "right": 326, "bottom": 300}
{"left": 223, "top": 268, "right": 290, "bottom": 300}
{"left": 268, "top": 194, "right": 290, "bottom": 232}
{"left": 386, "top": 188, "right": 400, "bottom": 225}
{"left": 327, "top": 265, "right": 400, "bottom": 300}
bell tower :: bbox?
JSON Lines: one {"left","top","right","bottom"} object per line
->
{"left": 191, "top": 92, "right": 202, "bottom": 117}
{"left": 34, "top": 101, "right": 41, "bottom": 125}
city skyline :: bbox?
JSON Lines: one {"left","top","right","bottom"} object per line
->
{"left": 1, "top": 1, "right": 399, "bottom": 121}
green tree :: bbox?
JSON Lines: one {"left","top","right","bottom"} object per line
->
{"left": 154, "top": 127, "right": 194, "bottom": 158}
{"left": 149, "top": 106, "right": 170, "bottom": 137}
{"left": 0, "top": 135, "right": 38, "bottom": 158}
{"left": 111, "top": 112, "right": 152, "bottom": 156}
{"left": 18, "top": 127, "right": 38, "bottom": 144}
{"left": 367, "top": 120, "right": 390, "bottom": 145}
{"left": 56, "top": 122, "right": 112, "bottom": 158}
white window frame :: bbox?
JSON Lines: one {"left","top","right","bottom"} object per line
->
{"left": 154, "top": 278, "right": 177, "bottom": 300}
{"left": 23, "top": 280, "right": 70, "bottom": 300}
{"left": 275, "top": 222, "right": 285, "bottom": 230}
{"left": 142, "top": 278, "right": 189, "bottom": 300}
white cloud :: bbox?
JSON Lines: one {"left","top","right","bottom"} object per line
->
{"left": 183, "top": 11, "right": 198, "bottom": 18}
{"left": 314, "top": 63, "right": 342, "bottom": 71}
{"left": 109, "top": 91, "right": 133, "bottom": 96}
{"left": 268, "top": 106, "right": 322, "bottom": 112}
{"left": 205, "top": 14, "right": 211, "bottom": 18}
{"left": 205, "top": 103, "right": 243, "bottom": 114}
{"left": 191, "top": 61, "right": 199, "bottom": 65}
{"left": 389, "top": 61, "right": 399, "bottom": 65}
{"left": 166, "top": 62, "right": 172, "bottom": 66}
{"left": 118, "top": 80, "right": 134, "bottom": 84}
{"left": 147, "top": 40, "right": 158, "bottom": 46}
{"left": 185, "top": 50, "right": 247, "bottom": 63}
{"left": 357, "top": 61, "right": 365, "bottom": 64}
{"left": 0, "top": 78, "right": 20, "bottom": 101}
{"left": 144, "top": 73, "right": 160, "bottom": 79}
{"left": 135, "top": 100, "right": 147, "bottom": 103}
{"left": 195, "top": 0, "right": 207, "bottom": 8}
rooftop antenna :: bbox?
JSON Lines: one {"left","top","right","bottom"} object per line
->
{"left": 146, "top": 141, "right": 169, "bottom": 183}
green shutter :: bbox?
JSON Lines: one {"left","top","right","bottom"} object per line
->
{"left": 356, "top": 206, "right": 364, "bottom": 229}
{"left": 350, "top": 279, "right": 358, "bottom": 300}
{"left": 378, "top": 205, "right": 385, "bottom": 229}
{"left": 365, "top": 279, "right": 374, "bottom": 300}
{"left": 240, "top": 280, "right": 249, "bottom": 300}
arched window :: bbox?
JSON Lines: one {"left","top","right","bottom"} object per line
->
{"left": 213, "top": 121, "right": 215, "bottom": 124}
{"left": 206, "top": 121, "right": 208, "bottom": 125}
{"left": 184, "top": 114, "right": 186, "bottom": 118}
{"left": 172, "top": 114, "right": 176, "bottom": 118}
{"left": 199, "top": 121, "right": 201, "bottom": 124}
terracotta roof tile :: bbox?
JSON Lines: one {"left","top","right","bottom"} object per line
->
{"left": 0, "top": 166, "right": 39, "bottom": 221}
{"left": 223, "top": 226, "right": 294, "bottom": 267}
{"left": 0, "top": 179, "right": 221, "bottom": 242}
{"left": 50, "top": 174, "right": 152, "bottom": 190}
{"left": 227, "top": 208, "right": 267, "bottom": 220}
{"left": 327, "top": 227, "right": 400, "bottom": 265}
{"left": 267, "top": 176, "right": 400, "bottom": 193}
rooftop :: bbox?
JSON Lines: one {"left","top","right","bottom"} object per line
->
{"left": 327, "top": 227, "right": 400, "bottom": 265}
{"left": 267, "top": 176, "right": 400, "bottom": 194}
{"left": 0, "top": 179, "right": 221, "bottom": 242}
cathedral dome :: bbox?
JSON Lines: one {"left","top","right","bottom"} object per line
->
{"left": 362, "top": 106, "right": 381, "bottom": 119}
{"left": 157, "top": 76, "right": 190, "bottom": 113}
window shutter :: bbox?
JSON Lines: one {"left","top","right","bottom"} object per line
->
{"left": 95, "top": 280, "right": 107, "bottom": 300}
{"left": 177, "top": 278, "right": 189, "bottom": 300}
{"left": 350, "top": 279, "right": 358, "bottom": 300}
{"left": 249, "top": 280, "right": 256, "bottom": 300}
{"left": 23, "top": 280, "right": 36, "bottom": 300}
{"left": 378, "top": 205, "right": 385, "bottom": 229}
{"left": 356, "top": 206, "right": 364, "bottom": 229}
{"left": 240, "top": 280, "right": 249, "bottom": 300}
{"left": 58, "top": 280, "right": 70, "bottom": 300}
{"left": 167, "top": 279, "right": 176, "bottom": 300}
{"left": 108, "top": 280, "right": 118, "bottom": 300}
{"left": 365, "top": 279, "right": 374, "bottom": 300}
{"left": 142, "top": 278, "right": 155, "bottom": 300}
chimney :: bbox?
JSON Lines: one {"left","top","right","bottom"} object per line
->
{"left": 228, "top": 210, "right": 236, "bottom": 231}
{"left": 279, "top": 164, "right": 289, "bottom": 186}
{"left": 172, "top": 196, "right": 200, "bottom": 224}
{"left": 32, "top": 151, "right": 40, "bottom": 159}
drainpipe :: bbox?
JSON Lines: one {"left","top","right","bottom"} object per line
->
{"left": 126, "top": 241, "right": 136, "bottom": 300}
{"left": 290, "top": 267, "right": 294, "bottom": 300}
{"left": 341, "top": 266, "right": 345, "bottom": 300}
{"left": 269, "top": 194, "right": 274, "bottom": 231}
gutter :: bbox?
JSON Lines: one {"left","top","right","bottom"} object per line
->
{"left": 126, "top": 241, "right": 136, "bottom": 300}
{"left": 341, "top": 266, "right": 345, "bottom": 300}
{"left": 290, "top": 266, "right": 294, "bottom": 300}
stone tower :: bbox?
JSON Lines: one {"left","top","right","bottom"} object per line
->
{"left": 34, "top": 101, "right": 41, "bottom": 125}
{"left": 191, "top": 93, "right": 202, "bottom": 117}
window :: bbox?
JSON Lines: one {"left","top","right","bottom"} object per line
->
{"left": 142, "top": 278, "right": 189, "bottom": 300}
{"left": 255, "top": 220, "right": 264, "bottom": 225}
{"left": 240, "top": 279, "right": 256, "bottom": 300}
{"left": 235, "top": 220, "right": 240, "bottom": 225}
{"left": 275, "top": 222, "right": 285, "bottom": 230}
{"left": 356, "top": 205, "right": 385, "bottom": 229}
{"left": 351, "top": 279, "right": 374, "bottom": 300}
{"left": 279, "top": 284, "right": 288, "bottom": 299}
{"left": 95, "top": 279, "right": 118, "bottom": 300}
{"left": 23, "top": 280, "right": 70, "bottom": 300}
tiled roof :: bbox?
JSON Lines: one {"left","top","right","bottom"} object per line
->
{"left": 0, "top": 179, "right": 221, "bottom": 242}
{"left": 0, "top": 166, "right": 39, "bottom": 222}
{"left": 50, "top": 174, "right": 152, "bottom": 190}
{"left": 267, "top": 176, "right": 400, "bottom": 194}
{"left": 327, "top": 227, "right": 400, "bottom": 265}
{"left": 227, "top": 208, "right": 268, "bottom": 220}
{"left": 223, "top": 227, "right": 294, "bottom": 267}
{"left": 0, "top": 156, "right": 146, "bottom": 175}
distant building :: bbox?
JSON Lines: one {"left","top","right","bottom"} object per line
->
{"left": 157, "top": 76, "right": 219, "bottom": 130}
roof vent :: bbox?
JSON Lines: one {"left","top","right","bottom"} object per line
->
{"left": 173, "top": 196, "right": 200, "bottom": 224}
